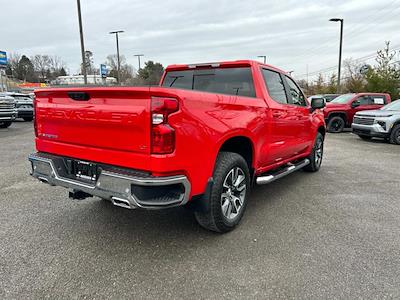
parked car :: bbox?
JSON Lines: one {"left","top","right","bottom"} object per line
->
{"left": 308, "top": 94, "right": 340, "bottom": 103}
{"left": 7, "top": 92, "right": 34, "bottom": 121}
{"left": 323, "top": 93, "right": 391, "bottom": 133}
{"left": 352, "top": 99, "right": 400, "bottom": 144}
{"left": 0, "top": 93, "right": 17, "bottom": 128}
{"left": 29, "top": 60, "right": 326, "bottom": 233}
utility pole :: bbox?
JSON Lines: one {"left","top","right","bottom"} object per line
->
{"left": 109, "top": 30, "right": 124, "bottom": 84}
{"left": 134, "top": 54, "right": 144, "bottom": 71}
{"left": 76, "top": 0, "right": 87, "bottom": 84}
{"left": 330, "top": 18, "right": 344, "bottom": 93}
{"left": 0, "top": 69, "right": 4, "bottom": 92}
{"left": 257, "top": 55, "right": 266, "bottom": 64}
{"left": 306, "top": 64, "right": 309, "bottom": 92}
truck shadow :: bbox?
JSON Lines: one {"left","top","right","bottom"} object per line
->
{"left": 46, "top": 169, "right": 314, "bottom": 259}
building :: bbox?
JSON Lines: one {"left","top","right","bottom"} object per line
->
{"left": 53, "top": 75, "right": 117, "bottom": 85}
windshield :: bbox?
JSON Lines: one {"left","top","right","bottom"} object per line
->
{"left": 330, "top": 93, "right": 355, "bottom": 104}
{"left": 381, "top": 100, "right": 400, "bottom": 111}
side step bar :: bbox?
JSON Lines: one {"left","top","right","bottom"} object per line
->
{"left": 256, "top": 159, "right": 310, "bottom": 185}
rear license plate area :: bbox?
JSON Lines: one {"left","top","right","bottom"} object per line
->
{"left": 66, "top": 159, "right": 98, "bottom": 181}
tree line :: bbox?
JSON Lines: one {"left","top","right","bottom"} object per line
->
{"left": 8, "top": 41, "right": 398, "bottom": 95}
{"left": 5, "top": 53, "right": 67, "bottom": 83}
{"left": 298, "top": 41, "right": 400, "bottom": 99}
{"left": 5, "top": 50, "right": 165, "bottom": 86}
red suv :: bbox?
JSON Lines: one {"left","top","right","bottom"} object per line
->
{"left": 324, "top": 93, "right": 391, "bottom": 133}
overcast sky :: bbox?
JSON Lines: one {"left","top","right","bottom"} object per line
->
{"left": 1, "top": 0, "right": 399, "bottom": 80}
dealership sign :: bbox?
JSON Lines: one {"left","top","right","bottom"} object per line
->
{"left": 0, "top": 51, "right": 7, "bottom": 68}
{"left": 100, "top": 64, "right": 108, "bottom": 78}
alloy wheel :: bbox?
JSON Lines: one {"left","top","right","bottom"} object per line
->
{"left": 331, "top": 120, "right": 343, "bottom": 132}
{"left": 315, "top": 139, "right": 323, "bottom": 167}
{"left": 221, "top": 167, "right": 246, "bottom": 221}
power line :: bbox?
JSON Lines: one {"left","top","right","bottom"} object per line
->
{"left": 295, "top": 44, "right": 400, "bottom": 78}
{"left": 287, "top": 0, "right": 400, "bottom": 63}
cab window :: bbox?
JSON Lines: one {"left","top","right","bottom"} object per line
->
{"left": 284, "top": 76, "right": 307, "bottom": 106}
{"left": 354, "top": 95, "right": 387, "bottom": 106}
{"left": 261, "top": 69, "right": 288, "bottom": 104}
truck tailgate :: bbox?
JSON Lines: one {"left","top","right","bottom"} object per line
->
{"left": 35, "top": 87, "right": 151, "bottom": 154}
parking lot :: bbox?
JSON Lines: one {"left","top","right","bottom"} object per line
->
{"left": 0, "top": 121, "right": 399, "bottom": 299}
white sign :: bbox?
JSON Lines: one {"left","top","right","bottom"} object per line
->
{"left": 374, "top": 98, "right": 384, "bottom": 104}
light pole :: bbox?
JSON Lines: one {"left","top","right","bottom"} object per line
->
{"left": 257, "top": 55, "right": 266, "bottom": 64}
{"left": 134, "top": 54, "right": 144, "bottom": 71}
{"left": 109, "top": 30, "right": 124, "bottom": 84}
{"left": 76, "top": 0, "right": 87, "bottom": 84}
{"left": 329, "top": 18, "right": 343, "bottom": 93}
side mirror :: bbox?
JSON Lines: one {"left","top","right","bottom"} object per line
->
{"left": 351, "top": 101, "right": 360, "bottom": 108}
{"left": 310, "top": 97, "right": 326, "bottom": 111}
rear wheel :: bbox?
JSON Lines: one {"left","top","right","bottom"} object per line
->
{"left": 194, "top": 152, "right": 250, "bottom": 233}
{"left": 0, "top": 121, "right": 12, "bottom": 128}
{"left": 327, "top": 116, "right": 345, "bottom": 133}
{"left": 304, "top": 133, "right": 324, "bottom": 172}
{"left": 389, "top": 124, "right": 400, "bottom": 145}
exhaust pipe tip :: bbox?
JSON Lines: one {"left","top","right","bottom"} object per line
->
{"left": 111, "top": 197, "right": 133, "bottom": 209}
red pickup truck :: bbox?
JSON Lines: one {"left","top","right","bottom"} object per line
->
{"left": 29, "top": 60, "right": 326, "bottom": 232}
{"left": 324, "top": 93, "right": 391, "bottom": 133}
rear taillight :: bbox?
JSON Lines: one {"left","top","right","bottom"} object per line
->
{"left": 151, "top": 97, "right": 179, "bottom": 154}
{"left": 33, "top": 94, "right": 38, "bottom": 137}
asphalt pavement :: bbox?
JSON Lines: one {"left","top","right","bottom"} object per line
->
{"left": 1, "top": 121, "right": 399, "bottom": 299}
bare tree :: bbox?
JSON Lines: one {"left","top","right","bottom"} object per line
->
{"left": 105, "top": 54, "right": 135, "bottom": 84}
{"left": 48, "top": 56, "right": 65, "bottom": 73}
{"left": 32, "top": 55, "right": 52, "bottom": 82}
{"left": 5, "top": 53, "right": 21, "bottom": 78}
{"left": 83, "top": 51, "right": 96, "bottom": 75}
{"left": 343, "top": 58, "right": 366, "bottom": 92}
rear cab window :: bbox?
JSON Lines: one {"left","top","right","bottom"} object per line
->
{"left": 370, "top": 95, "right": 386, "bottom": 105}
{"left": 354, "top": 95, "right": 387, "bottom": 106}
{"left": 162, "top": 67, "right": 256, "bottom": 98}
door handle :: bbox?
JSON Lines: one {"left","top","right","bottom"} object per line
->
{"left": 272, "top": 112, "right": 283, "bottom": 118}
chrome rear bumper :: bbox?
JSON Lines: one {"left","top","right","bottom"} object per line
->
{"left": 28, "top": 153, "right": 191, "bottom": 210}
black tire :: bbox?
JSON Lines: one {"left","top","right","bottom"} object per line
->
{"left": 358, "top": 135, "right": 372, "bottom": 141}
{"left": 194, "top": 152, "right": 250, "bottom": 233}
{"left": 327, "top": 116, "right": 345, "bottom": 133}
{"left": 303, "top": 133, "right": 324, "bottom": 172}
{"left": 389, "top": 124, "right": 400, "bottom": 145}
{"left": 0, "top": 121, "right": 12, "bottom": 128}
{"left": 23, "top": 117, "right": 33, "bottom": 122}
